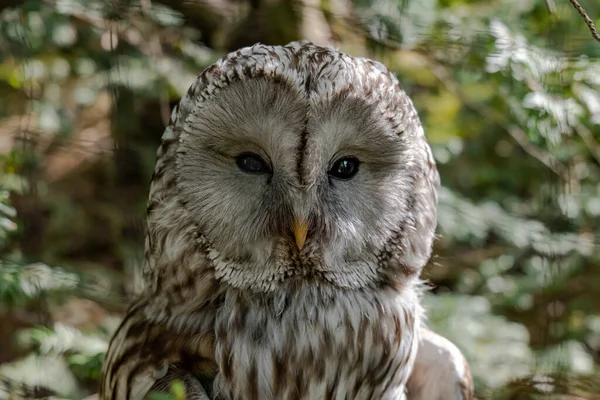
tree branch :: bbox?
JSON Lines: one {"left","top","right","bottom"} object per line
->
{"left": 356, "top": 34, "right": 569, "bottom": 177}
{"left": 574, "top": 122, "right": 600, "bottom": 166}
{"left": 427, "top": 61, "right": 569, "bottom": 178}
{"left": 568, "top": 0, "right": 600, "bottom": 43}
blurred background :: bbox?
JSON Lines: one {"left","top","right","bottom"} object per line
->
{"left": 1, "top": 0, "right": 600, "bottom": 398}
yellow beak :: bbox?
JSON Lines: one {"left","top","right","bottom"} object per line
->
{"left": 292, "top": 218, "right": 309, "bottom": 250}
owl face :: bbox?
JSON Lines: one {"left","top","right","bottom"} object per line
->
{"left": 154, "top": 42, "right": 439, "bottom": 293}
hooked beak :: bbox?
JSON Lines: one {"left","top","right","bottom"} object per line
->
{"left": 292, "top": 218, "right": 309, "bottom": 250}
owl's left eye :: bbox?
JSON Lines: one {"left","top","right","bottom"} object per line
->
{"left": 329, "top": 156, "right": 360, "bottom": 180}
{"left": 236, "top": 152, "right": 271, "bottom": 174}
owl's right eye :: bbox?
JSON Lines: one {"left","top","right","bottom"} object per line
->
{"left": 236, "top": 152, "right": 271, "bottom": 174}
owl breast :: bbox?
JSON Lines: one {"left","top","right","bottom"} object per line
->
{"left": 212, "top": 282, "right": 421, "bottom": 400}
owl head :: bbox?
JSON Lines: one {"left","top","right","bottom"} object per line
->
{"left": 144, "top": 41, "right": 440, "bottom": 294}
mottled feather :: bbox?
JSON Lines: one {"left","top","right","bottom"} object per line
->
{"left": 100, "top": 41, "right": 466, "bottom": 400}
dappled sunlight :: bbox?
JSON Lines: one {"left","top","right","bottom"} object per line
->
{"left": 1, "top": 0, "right": 599, "bottom": 398}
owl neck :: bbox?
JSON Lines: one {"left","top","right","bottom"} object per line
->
{"left": 212, "top": 281, "right": 422, "bottom": 400}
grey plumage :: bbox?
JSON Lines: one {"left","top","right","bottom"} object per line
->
{"left": 100, "top": 41, "right": 463, "bottom": 400}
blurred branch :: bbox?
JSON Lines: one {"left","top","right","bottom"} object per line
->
{"left": 505, "top": 126, "right": 568, "bottom": 175}
{"left": 44, "top": 0, "right": 187, "bottom": 61}
{"left": 519, "top": 76, "right": 600, "bottom": 168}
{"left": 152, "top": 0, "right": 230, "bottom": 47}
{"left": 352, "top": 34, "right": 569, "bottom": 177}
{"left": 574, "top": 122, "right": 600, "bottom": 165}
{"left": 582, "top": 340, "right": 600, "bottom": 365}
{"left": 139, "top": 0, "right": 171, "bottom": 126}
{"left": 427, "top": 62, "right": 569, "bottom": 178}
{"left": 300, "top": 0, "right": 333, "bottom": 45}
{"left": 567, "top": 0, "right": 600, "bottom": 43}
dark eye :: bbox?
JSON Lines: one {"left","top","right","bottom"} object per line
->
{"left": 328, "top": 156, "right": 360, "bottom": 180}
{"left": 236, "top": 152, "right": 271, "bottom": 174}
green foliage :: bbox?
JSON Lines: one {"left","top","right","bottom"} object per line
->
{"left": 0, "top": 153, "right": 22, "bottom": 245}
{"left": 0, "top": 191, "right": 17, "bottom": 244}
{"left": 148, "top": 380, "right": 188, "bottom": 400}
{"left": 0, "top": 263, "right": 79, "bottom": 308}
{"left": 17, "top": 323, "right": 107, "bottom": 383}
{"left": 0, "top": 0, "right": 599, "bottom": 397}
{"left": 356, "top": 0, "right": 600, "bottom": 392}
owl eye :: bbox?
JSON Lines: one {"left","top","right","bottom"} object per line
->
{"left": 236, "top": 152, "right": 271, "bottom": 174}
{"left": 329, "top": 156, "right": 360, "bottom": 180}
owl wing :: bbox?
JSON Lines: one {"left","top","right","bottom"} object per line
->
{"left": 99, "top": 300, "right": 218, "bottom": 400}
{"left": 407, "top": 328, "right": 475, "bottom": 400}
{"left": 99, "top": 309, "right": 166, "bottom": 400}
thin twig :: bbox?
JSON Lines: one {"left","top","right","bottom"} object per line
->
{"left": 506, "top": 125, "right": 567, "bottom": 176}
{"left": 568, "top": 0, "right": 600, "bottom": 43}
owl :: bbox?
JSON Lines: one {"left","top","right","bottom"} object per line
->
{"left": 100, "top": 41, "right": 473, "bottom": 400}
